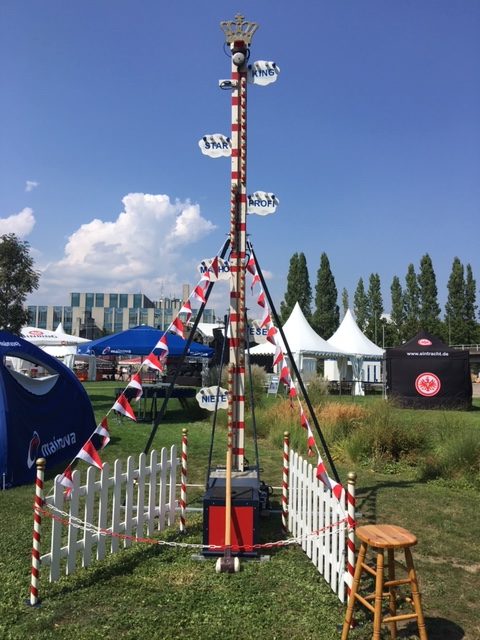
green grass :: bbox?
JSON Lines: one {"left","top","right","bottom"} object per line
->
{"left": 1, "top": 384, "right": 479, "bottom": 639}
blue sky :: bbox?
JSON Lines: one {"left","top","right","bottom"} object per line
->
{"left": 1, "top": 1, "right": 479, "bottom": 321}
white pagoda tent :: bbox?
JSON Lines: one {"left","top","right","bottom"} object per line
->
{"left": 325, "top": 309, "right": 384, "bottom": 395}
{"left": 249, "top": 302, "right": 346, "bottom": 379}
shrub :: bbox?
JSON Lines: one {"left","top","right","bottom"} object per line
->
{"left": 305, "top": 376, "right": 329, "bottom": 404}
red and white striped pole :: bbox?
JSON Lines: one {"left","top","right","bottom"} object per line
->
{"left": 346, "top": 471, "right": 357, "bottom": 599}
{"left": 282, "top": 432, "right": 290, "bottom": 532}
{"left": 29, "top": 457, "right": 46, "bottom": 606}
{"left": 179, "top": 428, "right": 188, "bottom": 533}
{"left": 228, "top": 42, "right": 248, "bottom": 473}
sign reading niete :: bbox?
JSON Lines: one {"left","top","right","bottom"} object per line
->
{"left": 196, "top": 386, "right": 229, "bottom": 411}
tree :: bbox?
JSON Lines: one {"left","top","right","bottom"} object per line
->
{"left": 390, "top": 275, "right": 405, "bottom": 345}
{"left": 445, "top": 257, "right": 465, "bottom": 345}
{"left": 341, "top": 288, "right": 349, "bottom": 316}
{"left": 365, "top": 273, "right": 384, "bottom": 344}
{"left": 353, "top": 278, "right": 368, "bottom": 331}
{"left": 403, "top": 263, "right": 420, "bottom": 339}
{"left": 464, "top": 264, "right": 479, "bottom": 344}
{"left": 280, "top": 252, "right": 312, "bottom": 324}
{"left": 0, "top": 234, "right": 39, "bottom": 333}
{"left": 418, "top": 254, "right": 442, "bottom": 336}
{"left": 312, "top": 252, "right": 339, "bottom": 338}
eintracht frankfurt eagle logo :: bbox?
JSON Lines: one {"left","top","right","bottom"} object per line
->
{"left": 415, "top": 372, "right": 441, "bottom": 397}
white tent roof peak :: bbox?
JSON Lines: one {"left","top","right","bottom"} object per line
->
{"left": 249, "top": 302, "right": 346, "bottom": 357}
{"left": 327, "top": 308, "right": 384, "bottom": 358}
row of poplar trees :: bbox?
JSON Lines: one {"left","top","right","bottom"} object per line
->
{"left": 280, "top": 252, "right": 479, "bottom": 348}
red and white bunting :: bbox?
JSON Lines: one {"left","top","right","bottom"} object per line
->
{"left": 300, "top": 408, "right": 308, "bottom": 430}
{"left": 257, "top": 291, "right": 266, "bottom": 308}
{"left": 58, "top": 464, "right": 74, "bottom": 495}
{"left": 127, "top": 373, "right": 143, "bottom": 401}
{"left": 211, "top": 255, "right": 219, "bottom": 279}
{"left": 251, "top": 272, "right": 261, "bottom": 291}
{"left": 279, "top": 362, "right": 290, "bottom": 386}
{"left": 113, "top": 393, "right": 137, "bottom": 421}
{"left": 170, "top": 316, "right": 184, "bottom": 338}
{"left": 192, "top": 284, "right": 206, "bottom": 304}
{"left": 273, "top": 344, "right": 283, "bottom": 367}
{"left": 266, "top": 326, "right": 277, "bottom": 344}
{"left": 306, "top": 423, "right": 316, "bottom": 456}
{"left": 288, "top": 380, "right": 297, "bottom": 398}
{"left": 260, "top": 309, "right": 271, "bottom": 329}
{"left": 316, "top": 460, "right": 345, "bottom": 502}
{"left": 94, "top": 417, "right": 110, "bottom": 449}
{"left": 76, "top": 440, "right": 103, "bottom": 470}
{"left": 179, "top": 300, "right": 192, "bottom": 323}
{"left": 143, "top": 353, "right": 163, "bottom": 373}
{"left": 246, "top": 257, "right": 256, "bottom": 275}
{"left": 154, "top": 334, "right": 169, "bottom": 359}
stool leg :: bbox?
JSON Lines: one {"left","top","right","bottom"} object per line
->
{"left": 387, "top": 548, "right": 398, "bottom": 639}
{"left": 373, "top": 548, "right": 384, "bottom": 640}
{"left": 341, "top": 541, "right": 367, "bottom": 640}
{"left": 405, "top": 548, "right": 428, "bottom": 640}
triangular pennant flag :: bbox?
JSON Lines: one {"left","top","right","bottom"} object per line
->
{"left": 94, "top": 417, "right": 111, "bottom": 449}
{"left": 193, "top": 284, "right": 206, "bottom": 304}
{"left": 300, "top": 409, "right": 308, "bottom": 430}
{"left": 279, "top": 362, "right": 290, "bottom": 386}
{"left": 211, "top": 255, "right": 219, "bottom": 279}
{"left": 273, "top": 344, "right": 283, "bottom": 367}
{"left": 76, "top": 440, "right": 103, "bottom": 470}
{"left": 288, "top": 380, "right": 297, "bottom": 398}
{"left": 266, "top": 326, "right": 278, "bottom": 345}
{"left": 58, "top": 464, "right": 74, "bottom": 495}
{"left": 306, "top": 424, "right": 316, "bottom": 456}
{"left": 331, "top": 481, "right": 345, "bottom": 502}
{"left": 246, "top": 257, "right": 256, "bottom": 275}
{"left": 179, "top": 300, "right": 192, "bottom": 323}
{"left": 260, "top": 310, "right": 271, "bottom": 329}
{"left": 170, "top": 316, "right": 184, "bottom": 338}
{"left": 127, "top": 372, "right": 143, "bottom": 401}
{"left": 316, "top": 459, "right": 333, "bottom": 491}
{"left": 257, "top": 291, "right": 266, "bottom": 308}
{"left": 251, "top": 273, "right": 261, "bottom": 291}
{"left": 113, "top": 393, "right": 137, "bottom": 421}
{"left": 154, "top": 334, "right": 169, "bottom": 359}
{"left": 143, "top": 353, "right": 163, "bottom": 372}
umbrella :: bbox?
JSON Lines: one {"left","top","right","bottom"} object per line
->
{"left": 76, "top": 325, "right": 213, "bottom": 358}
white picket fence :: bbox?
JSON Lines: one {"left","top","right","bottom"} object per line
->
{"left": 288, "top": 450, "right": 351, "bottom": 602}
{"left": 41, "top": 446, "right": 178, "bottom": 582}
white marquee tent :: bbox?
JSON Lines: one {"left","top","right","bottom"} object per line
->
{"left": 249, "top": 303, "right": 347, "bottom": 379}
{"left": 325, "top": 309, "right": 384, "bottom": 395}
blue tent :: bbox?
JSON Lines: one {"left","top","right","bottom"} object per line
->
{"left": 0, "top": 331, "right": 96, "bottom": 488}
{"left": 77, "top": 325, "right": 213, "bottom": 358}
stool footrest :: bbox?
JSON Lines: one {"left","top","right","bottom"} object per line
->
{"left": 384, "top": 577, "right": 410, "bottom": 588}
{"left": 383, "top": 612, "right": 419, "bottom": 623}
{"left": 360, "top": 562, "right": 377, "bottom": 577}
{"left": 354, "top": 593, "right": 375, "bottom": 614}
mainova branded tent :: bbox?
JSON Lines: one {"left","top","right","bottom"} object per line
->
{"left": 77, "top": 325, "right": 213, "bottom": 358}
{"left": 385, "top": 330, "right": 472, "bottom": 409}
{"left": 0, "top": 331, "right": 96, "bottom": 488}
{"left": 21, "top": 324, "right": 90, "bottom": 346}
{"left": 249, "top": 303, "right": 346, "bottom": 378}
{"left": 325, "top": 309, "right": 385, "bottom": 395}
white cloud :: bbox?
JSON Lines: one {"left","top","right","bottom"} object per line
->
{"left": 35, "top": 193, "right": 217, "bottom": 303}
{"left": 25, "top": 180, "right": 39, "bottom": 192}
{"left": 0, "top": 207, "right": 36, "bottom": 238}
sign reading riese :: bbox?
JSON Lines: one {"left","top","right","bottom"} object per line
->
{"left": 247, "top": 192, "right": 279, "bottom": 216}
{"left": 248, "top": 320, "right": 269, "bottom": 344}
{"left": 247, "top": 60, "right": 280, "bottom": 86}
{"left": 198, "top": 134, "right": 231, "bottom": 158}
{"left": 196, "top": 386, "right": 229, "bottom": 411}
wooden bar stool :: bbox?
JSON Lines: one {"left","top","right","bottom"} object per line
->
{"left": 341, "top": 524, "right": 427, "bottom": 640}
